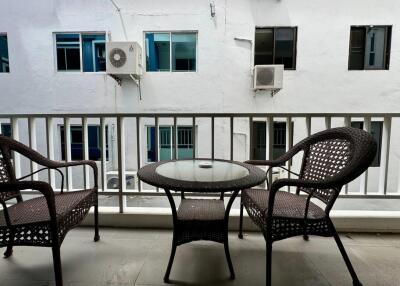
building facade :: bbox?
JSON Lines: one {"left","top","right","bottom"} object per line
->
{"left": 1, "top": 0, "right": 400, "bottom": 194}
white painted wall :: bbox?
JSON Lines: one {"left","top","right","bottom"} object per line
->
{"left": 1, "top": 0, "right": 400, "bottom": 114}
{"left": 1, "top": 0, "right": 400, "bottom": 195}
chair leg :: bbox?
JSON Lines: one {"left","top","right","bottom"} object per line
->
{"left": 164, "top": 242, "right": 177, "bottom": 283}
{"left": 266, "top": 239, "right": 273, "bottom": 286}
{"left": 3, "top": 245, "right": 13, "bottom": 258}
{"left": 52, "top": 245, "right": 63, "bottom": 286}
{"left": 4, "top": 230, "right": 15, "bottom": 258}
{"left": 330, "top": 222, "right": 362, "bottom": 286}
{"left": 94, "top": 204, "right": 100, "bottom": 242}
{"left": 224, "top": 238, "right": 235, "bottom": 279}
{"left": 238, "top": 200, "right": 244, "bottom": 239}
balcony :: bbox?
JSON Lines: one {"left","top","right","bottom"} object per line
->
{"left": 0, "top": 112, "right": 399, "bottom": 285}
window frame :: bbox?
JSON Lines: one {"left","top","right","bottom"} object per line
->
{"left": 254, "top": 26, "right": 298, "bottom": 70}
{"left": 0, "top": 33, "right": 10, "bottom": 73}
{"left": 146, "top": 125, "right": 195, "bottom": 163}
{"left": 59, "top": 124, "right": 108, "bottom": 161}
{"left": 250, "top": 120, "right": 294, "bottom": 162}
{"left": 144, "top": 31, "right": 198, "bottom": 73}
{"left": 348, "top": 25, "right": 392, "bottom": 71}
{"left": 53, "top": 31, "right": 107, "bottom": 73}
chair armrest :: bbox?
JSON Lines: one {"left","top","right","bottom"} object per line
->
{"left": 245, "top": 145, "right": 301, "bottom": 167}
{"left": 6, "top": 138, "right": 97, "bottom": 178}
{"left": 0, "top": 181, "right": 57, "bottom": 221}
{"left": 271, "top": 178, "right": 340, "bottom": 191}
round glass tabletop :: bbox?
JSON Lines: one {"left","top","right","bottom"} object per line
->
{"left": 155, "top": 159, "right": 250, "bottom": 182}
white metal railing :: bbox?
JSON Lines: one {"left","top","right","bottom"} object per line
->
{"left": 0, "top": 113, "right": 399, "bottom": 213}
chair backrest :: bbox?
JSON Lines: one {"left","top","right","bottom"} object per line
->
{"left": 296, "top": 127, "right": 376, "bottom": 209}
{"left": 0, "top": 135, "right": 20, "bottom": 202}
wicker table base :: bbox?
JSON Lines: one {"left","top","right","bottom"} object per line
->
{"left": 163, "top": 188, "right": 239, "bottom": 282}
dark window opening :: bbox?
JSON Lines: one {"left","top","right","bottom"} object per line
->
{"left": 254, "top": 27, "right": 297, "bottom": 70}
{"left": 351, "top": 121, "right": 382, "bottom": 166}
{"left": 349, "top": 26, "right": 391, "bottom": 70}
{"left": 0, "top": 34, "right": 10, "bottom": 73}
{"left": 251, "top": 121, "right": 294, "bottom": 162}
{"left": 60, "top": 125, "right": 108, "bottom": 161}
{"left": 0, "top": 123, "right": 11, "bottom": 138}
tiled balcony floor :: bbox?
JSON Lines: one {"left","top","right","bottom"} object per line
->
{"left": 0, "top": 228, "right": 399, "bottom": 286}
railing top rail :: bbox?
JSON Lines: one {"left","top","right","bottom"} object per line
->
{"left": 0, "top": 113, "right": 399, "bottom": 118}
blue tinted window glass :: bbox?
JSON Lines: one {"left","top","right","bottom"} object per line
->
{"left": 145, "top": 33, "right": 170, "bottom": 71}
{"left": 0, "top": 35, "right": 9, "bottom": 73}
{"left": 147, "top": 127, "right": 156, "bottom": 162}
{"left": 56, "top": 34, "right": 80, "bottom": 71}
{"left": 60, "top": 125, "right": 106, "bottom": 161}
{"left": 172, "top": 33, "right": 196, "bottom": 71}
{"left": 82, "top": 34, "right": 106, "bottom": 72}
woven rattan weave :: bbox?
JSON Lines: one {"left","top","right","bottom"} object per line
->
{"left": 0, "top": 135, "right": 100, "bottom": 286}
{"left": 239, "top": 127, "right": 377, "bottom": 286}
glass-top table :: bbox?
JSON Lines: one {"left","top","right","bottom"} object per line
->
{"left": 138, "top": 159, "right": 265, "bottom": 283}
{"left": 155, "top": 160, "right": 250, "bottom": 182}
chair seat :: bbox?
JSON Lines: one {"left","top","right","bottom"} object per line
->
{"left": 177, "top": 199, "right": 225, "bottom": 221}
{"left": 0, "top": 190, "right": 95, "bottom": 226}
{"left": 242, "top": 188, "right": 326, "bottom": 220}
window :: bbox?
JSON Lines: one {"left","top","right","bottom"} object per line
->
{"left": 0, "top": 123, "right": 11, "bottom": 138}
{"left": 251, "top": 121, "right": 293, "bottom": 161}
{"left": 147, "top": 126, "right": 194, "bottom": 162}
{"left": 254, "top": 27, "right": 297, "bottom": 70}
{"left": 60, "top": 125, "right": 108, "bottom": 161}
{"left": 349, "top": 26, "right": 391, "bottom": 70}
{"left": 351, "top": 121, "right": 382, "bottom": 167}
{"left": 145, "top": 32, "right": 197, "bottom": 72}
{"left": 55, "top": 33, "right": 106, "bottom": 72}
{"left": 0, "top": 34, "right": 9, "bottom": 73}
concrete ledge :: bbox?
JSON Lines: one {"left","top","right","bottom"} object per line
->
{"left": 81, "top": 208, "right": 400, "bottom": 233}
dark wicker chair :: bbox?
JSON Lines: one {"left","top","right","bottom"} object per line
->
{"left": 238, "top": 127, "right": 377, "bottom": 286}
{"left": 0, "top": 135, "right": 100, "bottom": 286}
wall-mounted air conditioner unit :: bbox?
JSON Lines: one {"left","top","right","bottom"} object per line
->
{"left": 106, "top": 42, "right": 143, "bottom": 78}
{"left": 253, "top": 65, "right": 283, "bottom": 92}
{"left": 106, "top": 171, "right": 137, "bottom": 190}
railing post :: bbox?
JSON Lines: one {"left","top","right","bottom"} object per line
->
{"left": 100, "top": 117, "right": 107, "bottom": 192}
{"left": 46, "top": 117, "right": 55, "bottom": 189}
{"left": 82, "top": 117, "right": 90, "bottom": 189}
{"left": 378, "top": 117, "right": 391, "bottom": 194}
{"left": 286, "top": 116, "right": 293, "bottom": 192}
{"left": 155, "top": 116, "right": 159, "bottom": 162}
{"left": 267, "top": 116, "right": 274, "bottom": 184}
{"left": 28, "top": 117, "right": 38, "bottom": 181}
{"left": 136, "top": 117, "right": 142, "bottom": 192}
{"left": 173, "top": 116, "right": 177, "bottom": 160}
{"left": 117, "top": 116, "right": 126, "bottom": 213}
{"left": 360, "top": 117, "right": 371, "bottom": 195}
{"left": 192, "top": 116, "right": 196, "bottom": 159}
{"left": 211, "top": 116, "right": 215, "bottom": 159}
{"left": 249, "top": 117, "right": 253, "bottom": 161}
{"left": 325, "top": 116, "right": 331, "bottom": 129}
{"left": 230, "top": 116, "right": 234, "bottom": 161}
{"left": 343, "top": 116, "right": 351, "bottom": 194}
{"left": 11, "top": 118, "right": 21, "bottom": 179}
{"left": 64, "top": 117, "right": 72, "bottom": 191}
{"left": 305, "top": 116, "right": 311, "bottom": 137}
